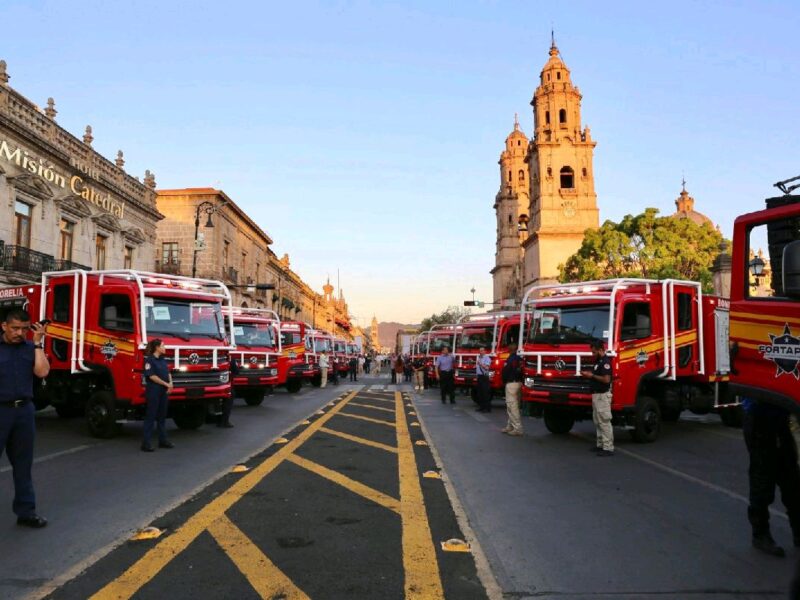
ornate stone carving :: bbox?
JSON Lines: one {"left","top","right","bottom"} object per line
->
{"left": 91, "top": 212, "right": 121, "bottom": 232}
{"left": 54, "top": 194, "right": 93, "bottom": 218}
{"left": 45, "top": 97, "right": 57, "bottom": 120}
{"left": 122, "top": 225, "right": 146, "bottom": 245}
{"left": 7, "top": 173, "right": 54, "bottom": 200}
{"left": 143, "top": 169, "right": 156, "bottom": 189}
{"left": 0, "top": 60, "right": 8, "bottom": 87}
{"left": 115, "top": 150, "right": 125, "bottom": 168}
{"left": 83, "top": 125, "right": 93, "bottom": 146}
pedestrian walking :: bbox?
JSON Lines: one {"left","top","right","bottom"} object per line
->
{"left": 390, "top": 354, "right": 397, "bottom": 383}
{"left": 404, "top": 356, "right": 413, "bottom": 382}
{"left": 394, "top": 355, "right": 404, "bottom": 385}
{"left": 435, "top": 347, "right": 456, "bottom": 404}
{"left": 358, "top": 354, "right": 365, "bottom": 375}
{"left": 319, "top": 351, "right": 329, "bottom": 388}
{"left": 412, "top": 355, "right": 426, "bottom": 391}
{"left": 501, "top": 344, "right": 524, "bottom": 436}
{"left": 349, "top": 355, "right": 358, "bottom": 381}
{"left": 218, "top": 358, "right": 237, "bottom": 428}
{"left": 581, "top": 339, "right": 614, "bottom": 456}
{"left": 475, "top": 346, "right": 492, "bottom": 413}
{"left": 364, "top": 355, "right": 372, "bottom": 374}
{"left": 142, "top": 339, "right": 176, "bottom": 451}
{"left": 742, "top": 398, "right": 800, "bottom": 557}
{"left": 0, "top": 309, "right": 49, "bottom": 528}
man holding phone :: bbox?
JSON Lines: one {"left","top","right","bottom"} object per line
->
{"left": 0, "top": 309, "right": 50, "bottom": 527}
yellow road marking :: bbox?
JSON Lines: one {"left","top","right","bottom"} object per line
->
{"left": 349, "top": 402, "right": 396, "bottom": 414}
{"left": 89, "top": 389, "right": 360, "bottom": 600}
{"left": 208, "top": 515, "right": 310, "bottom": 600}
{"left": 395, "top": 391, "right": 445, "bottom": 599}
{"left": 319, "top": 426, "right": 398, "bottom": 453}
{"left": 287, "top": 454, "right": 401, "bottom": 514}
{"left": 337, "top": 412, "right": 396, "bottom": 427}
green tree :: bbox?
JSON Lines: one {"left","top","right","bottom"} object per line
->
{"left": 418, "top": 306, "right": 471, "bottom": 333}
{"left": 559, "top": 208, "right": 725, "bottom": 292}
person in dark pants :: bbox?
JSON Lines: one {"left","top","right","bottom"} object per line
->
{"left": 349, "top": 356, "right": 358, "bottom": 381}
{"left": 475, "top": 346, "right": 492, "bottom": 412}
{"left": 218, "top": 359, "right": 237, "bottom": 428}
{"left": 0, "top": 309, "right": 49, "bottom": 528}
{"left": 390, "top": 354, "right": 397, "bottom": 384}
{"left": 142, "top": 339, "right": 176, "bottom": 451}
{"left": 742, "top": 397, "right": 800, "bottom": 557}
{"left": 435, "top": 347, "right": 456, "bottom": 404}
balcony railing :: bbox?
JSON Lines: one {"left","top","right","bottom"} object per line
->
{"left": 3, "top": 245, "right": 55, "bottom": 276}
{"left": 156, "top": 260, "right": 182, "bottom": 275}
{"left": 54, "top": 259, "right": 92, "bottom": 271}
{"left": 223, "top": 266, "right": 238, "bottom": 284}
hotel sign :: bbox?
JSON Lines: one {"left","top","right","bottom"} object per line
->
{"left": 0, "top": 137, "right": 125, "bottom": 219}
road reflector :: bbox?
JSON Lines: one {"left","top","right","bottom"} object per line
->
{"left": 410, "top": 422, "right": 421, "bottom": 427}
{"left": 423, "top": 470, "right": 441, "bottom": 479}
{"left": 301, "top": 420, "right": 311, "bottom": 425}
{"left": 316, "top": 410, "right": 325, "bottom": 415}
{"left": 231, "top": 464, "right": 250, "bottom": 473}
{"left": 274, "top": 437, "right": 290, "bottom": 444}
{"left": 409, "top": 411, "right": 416, "bottom": 415}
{"left": 441, "top": 538, "right": 471, "bottom": 553}
{"left": 415, "top": 440, "right": 428, "bottom": 446}
{"left": 130, "top": 526, "right": 163, "bottom": 541}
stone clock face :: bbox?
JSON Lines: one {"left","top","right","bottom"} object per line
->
{"left": 562, "top": 200, "right": 577, "bottom": 217}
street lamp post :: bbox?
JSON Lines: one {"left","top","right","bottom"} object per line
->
{"left": 191, "top": 201, "right": 221, "bottom": 278}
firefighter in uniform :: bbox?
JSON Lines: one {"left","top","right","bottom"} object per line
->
{"left": 582, "top": 339, "right": 614, "bottom": 457}
{"left": 743, "top": 397, "right": 800, "bottom": 557}
{"left": 142, "top": 339, "right": 175, "bottom": 452}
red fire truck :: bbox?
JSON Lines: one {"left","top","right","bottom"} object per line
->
{"left": 281, "top": 321, "right": 315, "bottom": 392}
{"left": 229, "top": 308, "right": 287, "bottom": 405}
{"left": 333, "top": 337, "right": 350, "bottom": 378}
{"left": 422, "top": 324, "right": 458, "bottom": 386}
{"left": 453, "top": 312, "right": 525, "bottom": 399}
{"left": 305, "top": 328, "right": 334, "bottom": 386}
{"left": 519, "top": 278, "right": 731, "bottom": 442}
{"left": 0, "top": 270, "right": 235, "bottom": 438}
{"left": 728, "top": 188, "right": 800, "bottom": 410}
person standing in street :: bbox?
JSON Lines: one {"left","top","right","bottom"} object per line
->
{"left": 435, "top": 347, "right": 456, "bottom": 404}
{"left": 142, "top": 339, "right": 176, "bottom": 451}
{"left": 218, "top": 358, "right": 237, "bottom": 428}
{"left": 358, "top": 354, "right": 365, "bottom": 376}
{"left": 319, "top": 351, "right": 329, "bottom": 388}
{"left": 742, "top": 397, "right": 800, "bottom": 557}
{"left": 475, "top": 346, "right": 493, "bottom": 412}
{"left": 348, "top": 355, "right": 358, "bottom": 381}
{"left": 412, "top": 355, "right": 426, "bottom": 391}
{"left": 581, "top": 339, "right": 614, "bottom": 456}
{"left": 364, "top": 355, "right": 371, "bottom": 374}
{"left": 394, "top": 355, "right": 404, "bottom": 385}
{"left": 0, "top": 309, "right": 49, "bottom": 528}
{"left": 501, "top": 344, "right": 524, "bottom": 436}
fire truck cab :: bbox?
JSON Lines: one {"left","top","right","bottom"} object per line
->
{"left": 422, "top": 324, "right": 458, "bottom": 386}
{"left": 453, "top": 312, "right": 524, "bottom": 399}
{"left": 229, "top": 308, "right": 286, "bottom": 406}
{"left": 0, "top": 270, "right": 235, "bottom": 438}
{"left": 520, "top": 278, "right": 731, "bottom": 442}
{"left": 305, "top": 329, "right": 334, "bottom": 386}
{"left": 333, "top": 337, "right": 350, "bottom": 378}
{"left": 281, "top": 321, "right": 314, "bottom": 392}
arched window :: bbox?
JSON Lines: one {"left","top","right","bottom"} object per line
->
{"left": 559, "top": 109, "right": 567, "bottom": 124}
{"left": 518, "top": 170, "right": 525, "bottom": 183}
{"left": 557, "top": 72, "right": 561, "bottom": 80}
{"left": 547, "top": 73, "right": 551, "bottom": 81}
{"left": 508, "top": 214, "right": 512, "bottom": 225}
{"left": 507, "top": 170, "right": 511, "bottom": 181}
{"left": 560, "top": 166, "right": 574, "bottom": 189}
{"left": 517, "top": 140, "right": 520, "bottom": 146}
{"left": 582, "top": 167, "right": 587, "bottom": 177}
{"left": 545, "top": 111, "right": 550, "bottom": 125}
{"left": 546, "top": 167, "right": 552, "bottom": 177}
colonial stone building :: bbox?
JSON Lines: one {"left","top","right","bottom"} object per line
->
{"left": 155, "top": 187, "right": 355, "bottom": 339}
{"left": 492, "top": 41, "right": 600, "bottom": 303}
{"left": 0, "top": 60, "right": 161, "bottom": 285}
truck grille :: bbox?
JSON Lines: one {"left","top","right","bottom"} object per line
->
{"left": 172, "top": 371, "right": 224, "bottom": 388}
{"left": 528, "top": 377, "right": 594, "bottom": 395}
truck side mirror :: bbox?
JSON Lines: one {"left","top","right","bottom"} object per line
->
{"left": 784, "top": 240, "right": 800, "bottom": 299}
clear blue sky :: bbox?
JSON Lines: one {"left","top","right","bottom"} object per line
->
{"left": 2, "top": 1, "right": 798, "bottom": 324}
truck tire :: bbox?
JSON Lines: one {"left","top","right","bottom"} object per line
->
{"left": 86, "top": 391, "right": 118, "bottom": 439}
{"left": 543, "top": 408, "right": 575, "bottom": 435}
{"left": 632, "top": 396, "right": 661, "bottom": 443}
{"left": 311, "top": 375, "right": 322, "bottom": 387}
{"left": 173, "top": 405, "right": 206, "bottom": 430}
{"left": 243, "top": 389, "right": 265, "bottom": 406}
{"left": 286, "top": 378, "right": 302, "bottom": 394}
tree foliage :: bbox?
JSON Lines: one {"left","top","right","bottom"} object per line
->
{"left": 559, "top": 208, "right": 725, "bottom": 292}
{"left": 418, "top": 306, "right": 471, "bottom": 333}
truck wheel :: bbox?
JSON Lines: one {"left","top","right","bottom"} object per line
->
{"left": 543, "top": 408, "right": 575, "bottom": 435}
{"left": 311, "top": 375, "right": 322, "bottom": 387}
{"left": 286, "top": 379, "right": 302, "bottom": 394}
{"left": 661, "top": 407, "right": 681, "bottom": 422}
{"left": 243, "top": 389, "right": 265, "bottom": 406}
{"left": 173, "top": 405, "right": 206, "bottom": 430}
{"left": 86, "top": 391, "right": 118, "bottom": 439}
{"left": 632, "top": 396, "right": 661, "bottom": 443}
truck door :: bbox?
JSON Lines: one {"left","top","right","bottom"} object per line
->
{"left": 617, "top": 301, "right": 656, "bottom": 372}
{"left": 672, "top": 285, "right": 701, "bottom": 377}
{"left": 46, "top": 282, "right": 74, "bottom": 369}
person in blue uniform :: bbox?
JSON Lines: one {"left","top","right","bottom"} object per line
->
{"left": 0, "top": 309, "right": 49, "bottom": 528}
{"left": 475, "top": 346, "right": 492, "bottom": 413}
{"left": 142, "top": 339, "right": 174, "bottom": 452}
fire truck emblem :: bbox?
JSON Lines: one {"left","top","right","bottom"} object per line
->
{"left": 554, "top": 358, "right": 566, "bottom": 372}
{"left": 759, "top": 324, "right": 800, "bottom": 380}
{"left": 188, "top": 352, "right": 201, "bottom": 365}
{"left": 249, "top": 356, "right": 258, "bottom": 365}
{"left": 636, "top": 350, "right": 648, "bottom": 367}
{"left": 100, "top": 341, "right": 118, "bottom": 362}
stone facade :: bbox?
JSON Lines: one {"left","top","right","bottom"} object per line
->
{"left": 0, "top": 60, "right": 161, "bottom": 285}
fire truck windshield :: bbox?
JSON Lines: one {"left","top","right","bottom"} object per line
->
{"left": 527, "top": 305, "right": 609, "bottom": 345}
{"left": 145, "top": 298, "right": 225, "bottom": 341}
{"left": 281, "top": 331, "right": 302, "bottom": 346}
{"left": 234, "top": 323, "right": 275, "bottom": 348}
{"left": 457, "top": 326, "right": 494, "bottom": 350}
{"left": 312, "top": 338, "right": 332, "bottom": 352}
{"left": 428, "top": 335, "right": 453, "bottom": 353}
{"left": 334, "top": 341, "right": 346, "bottom": 353}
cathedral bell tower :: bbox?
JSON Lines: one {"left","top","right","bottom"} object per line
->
{"left": 491, "top": 115, "right": 529, "bottom": 304}
{"left": 523, "top": 39, "right": 599, "bottom": 288}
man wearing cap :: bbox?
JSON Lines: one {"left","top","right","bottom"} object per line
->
{"left": 581, "top": 339, "right": 614, "bottom": 456}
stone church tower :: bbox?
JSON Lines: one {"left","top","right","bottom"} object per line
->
{"left": 370, "top": 315, "right": 379, "bottom": 350}
{"left": 491, "top": 115, "right": 530, "bottom": 304}
{"left": 522, "top": 40, "right": 599, "bottom": 288}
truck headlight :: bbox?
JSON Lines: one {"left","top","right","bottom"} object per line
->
{"left": 488, "top": 370, "right": 495, "bottom": 378}
{"left": 270, "top": 368, "right": 278, "bottom": 376}
{"left": 524, "top": 377, "right": 535, "bottom": 388}
{"left": 220, "top": 371, "right": 230, "bottom": 384}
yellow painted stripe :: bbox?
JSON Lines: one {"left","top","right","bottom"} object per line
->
{"left": 337, "top": 412, "right": 396, "bottom": 427}
{"left": 207, "top": 515, "right": 310, "bottom": 600}
{"left": 395, "top": 390, "right": 444, "bottom": 599}
{"left": 349, "top": 402, "right": 396, "bottom": 414}
{"left": 731, "top": 311, "right": 800, "bottom": 327}
{"left": 618, "top": 333, "right": 697, "bottom": 361}
{"left": 730, "top": 321, "right": 778, "bottom": 345}
{"left": 47, "top": 324, "right": 137, "bottom": 352}
{"left": 319, "top": 426, "right": 398, "bottom": 454}
{"left": 287, "top": 454, "right": 400, "bottom": 513}
{"left": 89, "top": 389, "right": 360, "bottom": 600}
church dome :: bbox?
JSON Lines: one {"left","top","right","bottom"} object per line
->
{"left": 671, "top": 185, "right": 713, "bottom": 227}
{"left": 540, "top": 42, "right": 572, "bottom": 84}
